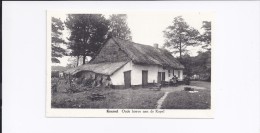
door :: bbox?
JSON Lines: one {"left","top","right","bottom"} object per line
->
{"left": 157, "top": 72, "right": 161, "bottom": 83}
{"left": 142, "top": 70, "right": 148, "bottom": 86}
{"left": 162, "top": 72, "right": 165, "bottom": 81}
{"left": 124, "top": 71, "right": 131, "bottom": 88}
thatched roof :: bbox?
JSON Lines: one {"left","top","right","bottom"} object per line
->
{"left": 64, "top": 61, "right": 128, "bottom": 75}
{"left": 64, "top": 37, "right": 184, "bottom": 76}
{"left": 112, "top": 37, "right": 184, "bottom": 69}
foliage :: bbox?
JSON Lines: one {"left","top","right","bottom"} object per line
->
{"left": 52, "top": 17, "right": 66, "bottom": 63}
{"left": 199, "top": 21, "right": 211, "bottom": 50}
{"left": 66, "top": 56, "right": 88, "bottom": 67}
{"left": 163, "top": 16, "right": 200, "bottom": 59}
{"left": 179, "top": 54, "right": 193, "bottom": 76}
{"left": 180, "top": 50, "right": 211, "bottom": 79}
{"left": 65, "top": 14, "right": 110, "bottom": 64}
{"left": 108, "top": 14, "right": 132, "bottom": 41}
{"left": 51, "top": 58, "right": 61, "bottom": 64}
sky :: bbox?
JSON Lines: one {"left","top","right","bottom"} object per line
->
{"left": 52, "top": 12, "right": 212, "bottom": 66}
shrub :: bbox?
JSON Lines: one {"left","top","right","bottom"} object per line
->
{"left": 184, "top": 87, "right": 194, "bottom": 91}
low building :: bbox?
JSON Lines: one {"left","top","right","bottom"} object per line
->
{"left": 65, "top": 37, "right": 184, "bottom": 88}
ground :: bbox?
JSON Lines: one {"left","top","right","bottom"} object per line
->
{"left": 161, "top": 81, "right": 211, "bottom": 109}
{"left": 51, "top": 79, "right": 211, "bottom": 109}
{"left": 51, "top": 79, "right": 164, "bottom": 109}
{"left": 190, "top": 81, "right": 211, "bottom": 89}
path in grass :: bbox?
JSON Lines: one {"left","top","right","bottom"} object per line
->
{"left": 156, "top": 92, "right": 169, "bottom": 109}
{"left": 156, "top": 85, "right": 207, "bottom": 109}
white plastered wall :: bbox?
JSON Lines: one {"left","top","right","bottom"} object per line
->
{"left": 110, "top": 61, "right": 133, "bottom": 85}
{"left": 110, "top": 61, "right": 183, "bottom": 85}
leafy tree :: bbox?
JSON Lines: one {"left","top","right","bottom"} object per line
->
{"left": 65, "top": 14, "right": 110, "bottom": 65}
{"left": 180, "top": 51, "right": 211, "bottom": 81}
{"left": 193, "top": 50, "right": 211, "bottom": 81}
{"left": 66, "top": 40, "right": 81, "bottom": 66}
{"left": 163, "top": 16, "right": 200, "bottom": 59}
{"left": 193, "top": 51, "right": 211, "bottom": 74}
{"left": 200, "top": 21, "right": 211, "bottom": 50}
{"left": 108, "top": 14, "right": 132, "bottom": 41}
{"left": 51, "top": 17, "right": 66, "bottom": 63}
{"left": 67, "top": 56, "right": 79, "bottom": 68}
{"left": 179, "top": 54, "right": 193, "bottom": 76}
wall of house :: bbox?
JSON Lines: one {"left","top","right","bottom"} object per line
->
{"left": 131, "top": 64, "right": 165, "bottom": 85}
{"left": 110, "top": 61, "right": 133, "bottom": 85}
{"left": 110, "top": 61, "right": 183, "bottom": 86}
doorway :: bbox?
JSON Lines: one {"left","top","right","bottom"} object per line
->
{"left": 124, "top": 71, "right": 131, "bottom": 88}
{"left": 142, "top": 70, "right": 148, "bottom": 86}
{"left": 157, "top": 72, "right": 161, "bottom": 83}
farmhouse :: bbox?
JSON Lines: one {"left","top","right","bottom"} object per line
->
{"left": 65, "top": 37, "right": 184, "bottom": 88}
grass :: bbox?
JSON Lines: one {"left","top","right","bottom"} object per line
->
{"left": 51, "top": 79, "right": 211, "bottom": 109}
{"left": 51, "top": 79, "right": 164, "bottom": 109}
{"left": 190, "top": 81, "right": 211, "bottom": 89}
{"left": 161, "top": 81, "right": 211, "bottom": 109}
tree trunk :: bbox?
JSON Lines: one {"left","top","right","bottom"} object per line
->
{"left": 179, "top": 41, "right": 182, "bottom": 60}
{"left": 76, "top": 56, "right": 79, "bottom": 66}
{"left": 83, "top": 55, "right": 86, "bottom": 65}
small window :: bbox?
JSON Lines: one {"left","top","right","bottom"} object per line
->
{"left": 173, "top": 69, "right": 174, "bottom": 76}
{"left": 178, "top": 71, "right": 180, "bottom": 78}
{"left": 168, "top": 70, "right": 171, "bottom": 77}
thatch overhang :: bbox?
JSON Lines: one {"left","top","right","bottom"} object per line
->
{"left": 112, "top": 37, "right": 184, "bottom": 69}
{"left": 64, "top": 61, "right": 129, "bottom": 76}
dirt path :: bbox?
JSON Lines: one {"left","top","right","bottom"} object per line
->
{"left": 156, "top": 92, "right": 169, "bottom": 109}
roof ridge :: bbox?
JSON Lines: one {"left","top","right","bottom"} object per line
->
{"left": 112, "top": 37, "right": 161, "bottom": 50}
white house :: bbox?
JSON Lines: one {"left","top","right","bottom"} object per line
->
{"left": 65, "top": 37, "right": 184, "bottom": 88}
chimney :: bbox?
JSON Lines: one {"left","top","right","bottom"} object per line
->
{"left": 153, "top": 43, "right": 159, "bottom": 49}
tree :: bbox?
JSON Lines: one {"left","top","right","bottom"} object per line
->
{"left": 200, "top": 21, "right": 211, "bottom": 50}
{"left": 66, "top": 40, "right": 81, "bottom": 66}
{"left": 65, "top": 14, "right": 110, "bottom": 65}
{"left": 179, "top": 51, "right": 211, "bottom": 81}
{"left": 51, "top": 17, "right": 66, "bottom": 63}
{"left": 66, "top": 56, "right": 80, "bottom": 68}
{"left": 108, "top": 14, "right": 132, "bottom": 41}
{"left": 178, "top": 54, "right": 193, "bottom": 76}
{"left": 163, "top": 16, "right": 200, "bottom": 59}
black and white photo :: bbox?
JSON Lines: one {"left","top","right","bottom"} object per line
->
{"left": 47, "top": 12, "right": 213, "bottom": 117}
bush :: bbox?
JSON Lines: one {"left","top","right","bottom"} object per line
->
{"left": 184, "top": 87, "right": 194, "bottom": 91}
{"left": 82, "top": 78, "right": 94, "bottom": 87}
{"left": 51, "top": 71, "right": 59, "bottom": 78}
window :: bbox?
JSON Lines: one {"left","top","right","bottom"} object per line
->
{"left": 173, "top": 69, "right": 174, "bottom": 76}
{"left": 168, "top": 70, "right": 171, "bottom": 77}
{"left": 178, "top": 71, "right": 180, "bottom": 78}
